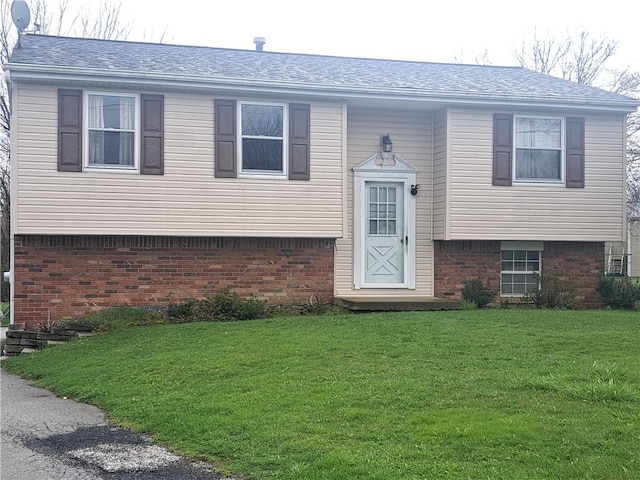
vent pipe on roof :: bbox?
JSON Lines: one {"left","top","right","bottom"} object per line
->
{"left": 254, "top": 37, "right": 266, "bottom": 51}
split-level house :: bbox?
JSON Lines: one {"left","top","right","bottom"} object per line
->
{"left": 4, "top": 35, "right": 638, "bottom": 327}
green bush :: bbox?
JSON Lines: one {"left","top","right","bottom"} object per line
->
{"left": 596, "top": 275, "right": 640, "bottom": 310}
{"left": 524, "top": 272, "right": 576, "bottom": 309}
{"left": 461, "top": 278, "right": 496, "bottom": 308}
{"left": 166, "top": 299, "right": 197, "bottom": 323}
{"left": 167, "top": 289, "right": 269, "bottom": 323}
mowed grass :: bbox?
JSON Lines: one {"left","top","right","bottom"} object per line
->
{"left": 3, "top": 310, "right": 640, "bottom": 479}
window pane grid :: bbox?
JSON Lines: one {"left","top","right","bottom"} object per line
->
{"left": 514, "top": 116, "right": 563, "bottom": 182}
{"left": 87, "top": 94, "right": 136, "bottom": 167}
{"left": 368, "top": 186, "right": 397, "bottom": 236}
{"left": 501, "top": 250, "right": 541, "bottom": 296}
{"left": 240, "top": 103, "right": 285, "bottom": 174}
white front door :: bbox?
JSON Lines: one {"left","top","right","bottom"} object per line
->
{"left": 353, "top": 153, "right": 417, "bottom": 290}
{"left": 364, "top": 182, "right": 405, "bottom": 285}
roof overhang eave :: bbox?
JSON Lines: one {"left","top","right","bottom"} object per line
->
{"left": 5, "top": 64, "right": 640, "bottom": 114}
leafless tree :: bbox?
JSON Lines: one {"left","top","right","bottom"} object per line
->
{"left": 515, "top": 29, "right": 639, "bottom": 213}
{"left": 515, "top": 29, "right": 619, "bottom": 87}
{"left": 609, "top": 70, "right": 640, "bottom": 208}
{"left": 515, "top": 30, "right": 572, "bottom": 77}
{"left": 0, "top": 0, "right": 132, "bottom": 300}
{"left": 453, "top": 48, "right": 492, "bottom": 66}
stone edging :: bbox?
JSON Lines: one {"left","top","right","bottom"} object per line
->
{"left": 2, "top": 323, "right": 96, "bottom": 356}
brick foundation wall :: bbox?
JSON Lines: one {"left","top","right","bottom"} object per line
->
{"left": 433, "top": 240, "right": 605, "bottom": 308}
{"left": 13, "top": 235, "right": 335, "bottom": 328}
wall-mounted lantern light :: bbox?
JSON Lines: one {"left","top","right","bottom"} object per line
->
{"left": 380, "top": 134, "right": 393, "bottom": 153}
{"left": 411, "top": 184, "right": 420, "bottom": 196}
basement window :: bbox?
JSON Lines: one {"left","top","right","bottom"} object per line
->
{"left": 500, "top": 241, "right": 543, "bottom": 296}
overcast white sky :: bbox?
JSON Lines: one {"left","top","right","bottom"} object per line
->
{"left": 36, "top": 0, "right": 640, "bottom": 71}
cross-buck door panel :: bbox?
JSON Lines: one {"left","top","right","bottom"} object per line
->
{"left": 364, "top": 182, "right": 405, "bottom": 285}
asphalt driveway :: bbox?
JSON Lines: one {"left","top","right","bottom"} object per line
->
{"left": 1, "top": 369, "right": 234, "bottom": 479}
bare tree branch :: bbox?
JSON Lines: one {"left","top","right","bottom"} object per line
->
{"left": 515, "top": 29, "right": 618, "bottom": 86}
{"left": 515, "top": 30, "right": 571, "bottom": 76}
{"left": 0, "top": 0, "right": 132, "bottom": 299}
{"left": 515, "top": 29, "right": 638, "bottom": 212}
{"left": 77, "top": 0, "right": 130, "bottom": 40}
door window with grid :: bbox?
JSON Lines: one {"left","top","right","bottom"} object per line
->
{"left": 368, "top": 185, "right": 397, "bottom": 236}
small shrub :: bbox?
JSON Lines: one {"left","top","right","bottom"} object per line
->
{"left": 232, "top": 295, "right": 269, "bottom": 321}
{"left": 167, "top": 289, "right": 269, "bottom": 323}
{"left": 36, "top": 314, "right": 66, "bottom": 332}
{"left": 596, "top": 275, "right": 640, "bottom": 310}
{"left": 524, "top": 272, "right": 576, "bottom": 309}
{"left": 461, "top": 278, "right": 496, "bottom": 308}
{"left": 166, "top": 299, "right": 196, "bottom": 322}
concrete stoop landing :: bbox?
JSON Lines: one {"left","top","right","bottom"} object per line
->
{"left": 336, "top": 296, "right": 462, "bottom": 312}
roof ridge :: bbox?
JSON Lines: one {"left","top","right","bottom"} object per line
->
{"left": 18, "top": 33, "right": 525, "bottom": 70}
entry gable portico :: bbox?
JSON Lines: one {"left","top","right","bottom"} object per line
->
{"left": 353, "top": 153, "right": 418, "bottom": 289}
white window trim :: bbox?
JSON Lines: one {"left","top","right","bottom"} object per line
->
{"left": 237, "top": 101, "right": 288, "bottom": 179}
{"left": 500, "top": 241, "right": 543, "bottom": 297}
{"left": 83, "top": 91, "right": 140, "bottom": 173}
{"left": 513, "top": 115, "right": 565, "bottom": 186}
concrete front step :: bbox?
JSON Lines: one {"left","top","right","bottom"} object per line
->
{"left": 336, "top": 296, "right": 462, "bottom": 312}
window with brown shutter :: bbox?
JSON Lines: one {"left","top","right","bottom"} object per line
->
{"left": 565, "top": 117, "right": 585, "bottom": 188}
{"left": 289, "top": 103, "right": 310, "bottom": 180}
{"left": 58, "top": 90, "right": 164, "bottom": 175}
{"left": 214, "top": 100, "right": 310, "bottom": 180}
{"left": 58, "top": 89, "right": 83, "bottom": 172}
{"left": 140, "top": 94, "right": 164, "bottom": 175}
{"left": 214, "top": 99, "right": 238, "bottom": 178}
{"left": 493, "top": 113, "right": 585, "bottom": 188}
{"left": 493, "top": 113, "right": 513, "bottom": 186}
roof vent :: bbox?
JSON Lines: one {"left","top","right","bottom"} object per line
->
{"left": 253, "top": 37, "right": 266, "bottom": 52}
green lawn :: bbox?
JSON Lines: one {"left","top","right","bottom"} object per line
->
{"left": 2, "top": 310, "right": 639, "bottom": 479}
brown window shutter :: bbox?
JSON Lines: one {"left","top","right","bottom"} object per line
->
{"left": 565, "top": 117, "right": 585, "bottom": 188}
{"left": 493, "top": 113, "right": 513, "bottom": 186}
{"left": 214, "top": 99, "right": 237, "bottom": 178}
{"left": 140, "top": 94, "right": 164, "bottom": 175}
{"left": 289, "top": 103, "right": 310, "bottom": 180}
{"left": 58, "top": 89, "right": 82, "bottom": 172}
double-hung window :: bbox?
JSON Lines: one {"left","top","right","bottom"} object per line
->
{"left": 58, "top": 89, "right": 163, "bottom": 174}
{"left": 239, "top": 102, "right": 286, "bottom": 176}
{"left": 214, "top": 99, "right": 310, "bottom": 180}
{"left": 500, "top": 242, "right": 542, "bottom": 296}
{"left": 514, "top": 116, "right": 563, "bottom": 183}
{"left": 493, "top": 114, "right": 583, "bottom": 188}
{"left": 86, "top": 92, "right": 138, "bottom": 169}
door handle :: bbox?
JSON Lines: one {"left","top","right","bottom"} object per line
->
{"left": 401, "top": 235, "right": 408, "bottom": 245}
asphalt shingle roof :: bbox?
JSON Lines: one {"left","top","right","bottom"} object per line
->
{"left": 6, "top": 34, "right": 639, "bottom": 110}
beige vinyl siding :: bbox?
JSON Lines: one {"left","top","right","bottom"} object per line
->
{"left": 432, "top": 108, "right": 448, "bottom": 239}
{"left": 444, "top": 108, "right": 626, "bottom": 242}
{"left": 13, "top": 84, "right": 343, "bottom": 237}
{"left": 334, "top": 107, "right": 434, "bottom": 297}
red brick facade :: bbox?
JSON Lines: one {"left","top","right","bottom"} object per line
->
{"left": 433, "top": 240, "right": 605, "bottom": 308}
{"left": 12, "top": 236, "right": 607, "bottom": 327}
{"left": 13, "top": 235, "right": 334, "bottom": 328}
